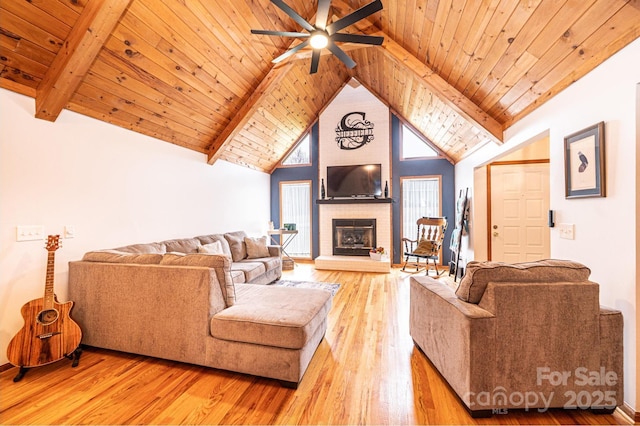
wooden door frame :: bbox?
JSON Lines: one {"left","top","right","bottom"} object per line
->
{"left": 486, "top": 159, "right": 550, "bottom": 261}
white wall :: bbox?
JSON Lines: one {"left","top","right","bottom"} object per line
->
{"left": 456, "top": 38, "right": 639, "bottom": 412}
{"left": 319, "top": 83, "right": 391, "bottom": 183}
{"left": 0, "top": 89, "right": 271, "bottom": 366}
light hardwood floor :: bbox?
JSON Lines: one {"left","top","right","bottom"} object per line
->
{"left": 0, "top": 264, "right": 631, "bottom": 425}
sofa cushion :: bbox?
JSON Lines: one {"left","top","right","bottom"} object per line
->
{"left": 224, "top": 231, "right": 248, "bottom": 261}
{"left": 115, "top": 242, "right": 166, "bottom": 254}
{"left": 198, "top": 241, "right": 225, "bottom": 255}
{"left": 231, "top": 261, "right": 266, "bottom": 283}
{"left": 82, "top": 250, "right": 163, "bottom": 264}
{"left": 245, "top": 236, "right": 270, "bottom": 259}
{"left": 238, "top": 257, "right": 280, "bottom": 272}
{"left": 230, "top": 270, "right": 245, "bottom": 283}
{"left": 160, "top": 253, "right": 236, "bottom": 306}
{"left": 456, "top": 259, "right": 591, "bottom": 304}
{"left": 161, "top": 238, "right": 201, "bottom": 254}
{"left": 210, "top": 284, "right": 332, "bottom": 349}
{"left": 195, "top": 234, "right": 232, "bottom": 257}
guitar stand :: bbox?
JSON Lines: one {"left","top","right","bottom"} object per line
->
{"left": 12, "top": 346, "right": 83, "bottom": 382}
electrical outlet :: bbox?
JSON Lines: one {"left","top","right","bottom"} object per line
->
{"left": 558, "top": 223, "right": 575, "bottom": 240}
{"left": 16, "top": 225, "right": 45, "bottom": 242}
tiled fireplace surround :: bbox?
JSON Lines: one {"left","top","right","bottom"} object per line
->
{"left": 315, "top": 203, "right": 392, "bottom": 273}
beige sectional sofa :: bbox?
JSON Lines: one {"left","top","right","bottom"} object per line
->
{"left": 410, "top": 259, "right": 623, "bottom": 417}
{"left": 105, "top": 231, "right": 282, "bottom": 284}
{"left": 68, "top": 232, "right": 332, "bottom": 386}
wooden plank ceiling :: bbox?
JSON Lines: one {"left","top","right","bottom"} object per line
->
{"left": 1, "top": 0, "right": 639, "bottom": 172}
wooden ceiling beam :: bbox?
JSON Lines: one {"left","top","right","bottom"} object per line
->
{"left": 35, "top": 0, "right": 132, "bottom": 122}
{"left": 207, "top": 61, "right": 295, "bottom": 165}
{"left": 373, "top": 35, "right": 504, "bottom": 145}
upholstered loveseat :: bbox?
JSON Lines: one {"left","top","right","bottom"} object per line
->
{"left": 68, "top": 232, "right": 332, "bottom": 386}
{"left": 410, "top": 259, "right": 623, "bottom": 416}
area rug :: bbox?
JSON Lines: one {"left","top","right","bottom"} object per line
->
{"left": 271, "top": 280, "right": 341, "bottom": 296}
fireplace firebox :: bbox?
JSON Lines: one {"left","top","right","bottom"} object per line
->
{"left": 332, "top": 219, "right": 376, "bottom": 256}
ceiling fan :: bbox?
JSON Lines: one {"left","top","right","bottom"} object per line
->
{"left": 251, "top": 0, "right": 384, "bottom": 74}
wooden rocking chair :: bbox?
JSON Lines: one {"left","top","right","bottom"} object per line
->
{"left": 402, "top": 217, "right": 448, "bottom": 275}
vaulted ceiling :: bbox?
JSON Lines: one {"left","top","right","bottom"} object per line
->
{"left": 1, "top": 0, "right": 639, "bottom": 172}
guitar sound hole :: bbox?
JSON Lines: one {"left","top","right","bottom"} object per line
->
{"left": 37, "top": 309, "right": 59, "bottom": 325}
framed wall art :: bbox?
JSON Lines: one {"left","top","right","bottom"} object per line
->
{"left": 564, "top": 121, "right": 606, "bottom": 198}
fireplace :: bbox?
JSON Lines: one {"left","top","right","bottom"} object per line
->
{"left": 332, "top": 219, "right": 376, "bottom": 256}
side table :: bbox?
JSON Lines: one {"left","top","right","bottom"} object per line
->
{"left": 267, "top": 229, "right": 298, "bottom": 268}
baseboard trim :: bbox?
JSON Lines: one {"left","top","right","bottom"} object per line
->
{"left": 0, "top": 362, "right": 13, "bottom": 373}
{"left": 617, "top": 402, "right": 638, "bottom": 423}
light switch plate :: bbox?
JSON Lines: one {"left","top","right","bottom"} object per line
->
{"left": 17, "top": 225, "right": 45, "bottom": 242}
{"left": 64, "top": 225, "right": 76, "bottom": 239}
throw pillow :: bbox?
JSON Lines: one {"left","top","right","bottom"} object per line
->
{"left": 195, "top": 234, "right": 232, "bottom": 257}
{"left": 160, "top": 238, "right": 202, "bottom": 254}
{"left": 160, "top": 253, "right": 236, "bottom": 306}
{"left": 198, "top": 241, "right": 225, "bottom": 255}
{"left": 455, "top": 259, "right": 591, "bottom": 304}
{"left": 245, "top": 236, "right": 270, "bottom": 259}
{"left": 224, "top": 231, "right": 248, "bottom": 262}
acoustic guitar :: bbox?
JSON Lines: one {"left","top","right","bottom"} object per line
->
{"left": 7, "top": 235, "right": 82, "bottom": 379}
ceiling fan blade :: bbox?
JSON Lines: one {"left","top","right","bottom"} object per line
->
{"left": 272, "top": 40, "right": 310, "bottom": 63}
{"left": 251, "top": 29, "right": 310, "bottom": 38}
{"left": 332, "top": 33, "right": 384, "bottom": 45}
{"left": 315, "top": 0, "right": 332, "bottom": 29}
{"left": 310, "top": 49, "right": 321, "bottom": 74}
{"left": 326, "top": 0, "right": 383, "bottom": 35}
{"left": 271, "top": 0, "right": 315, "bottom": 32}
{"left": 327, "top": 41, "right": 356, "bottom": 69}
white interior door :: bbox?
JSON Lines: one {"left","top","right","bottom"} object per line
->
{"left": 490, "top": 163, "right": 550, "bottom": 262}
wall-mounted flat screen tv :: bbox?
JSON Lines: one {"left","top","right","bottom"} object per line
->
{"left": 326, "top": 164, "right": 382, "bottom": 198}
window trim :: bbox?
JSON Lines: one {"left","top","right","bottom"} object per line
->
{"left": 279, "top": 132, "right": 312, "bottom": 168}
{"left": 278, "top": 180, "right": 313, "bottom": 259}
{"left": 398, "top": 120, "right": 449, "bottom": 162}
{"left": 400, "top": 175, "right": 444, "bottom": 263}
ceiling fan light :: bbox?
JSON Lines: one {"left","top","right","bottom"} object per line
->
{"left": 310, "top": 32, "right": 329, "bottom": 49}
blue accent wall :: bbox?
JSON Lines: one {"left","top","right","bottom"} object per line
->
{"left": 270, "top": 122, "right": 320, "bottom": 258}
{"left": 270, "top": 116, "right": 455, "bottom": 266}
{"left": 391, "top": 114, "right": 455, "bottom": 265}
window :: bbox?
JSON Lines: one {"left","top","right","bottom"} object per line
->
{"left": 282, "top": 133, "right": 311, "bottom": 166}
{"left": 401, "top": 124, "right": 438, "bottom": 159}
{"left": 401, "top": 177, "right": 441, "bottom": 251}
{"left": 279, "top": 181, "right": 312, "bottom": 258}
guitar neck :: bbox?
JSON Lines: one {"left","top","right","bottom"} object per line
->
{"left": 44, "top": 249, "right": 56, "bottom": 309}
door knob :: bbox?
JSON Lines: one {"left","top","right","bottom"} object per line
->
{"left": 493, "top": 232, "right": 499, "bottom": 237}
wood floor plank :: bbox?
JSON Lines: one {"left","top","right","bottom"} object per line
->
{"left": 0, "top": 264, "right": 631, "bottom": 425}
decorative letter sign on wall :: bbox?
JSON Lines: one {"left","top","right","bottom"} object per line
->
{"left": 335, "top": 111, "right": 375, "bottom": 150}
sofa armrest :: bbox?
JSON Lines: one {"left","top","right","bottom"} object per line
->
{"left": 268, "top": 245, "right": 282, "bottom": 257}
{"left": 68, "top": 261, "right": 226, "bottom": 366}
{"left": 598, "top": 306, "right": 624, "bottom": 407}
{"left": 409, "top": 276, "right": 495, "bottom": 407}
